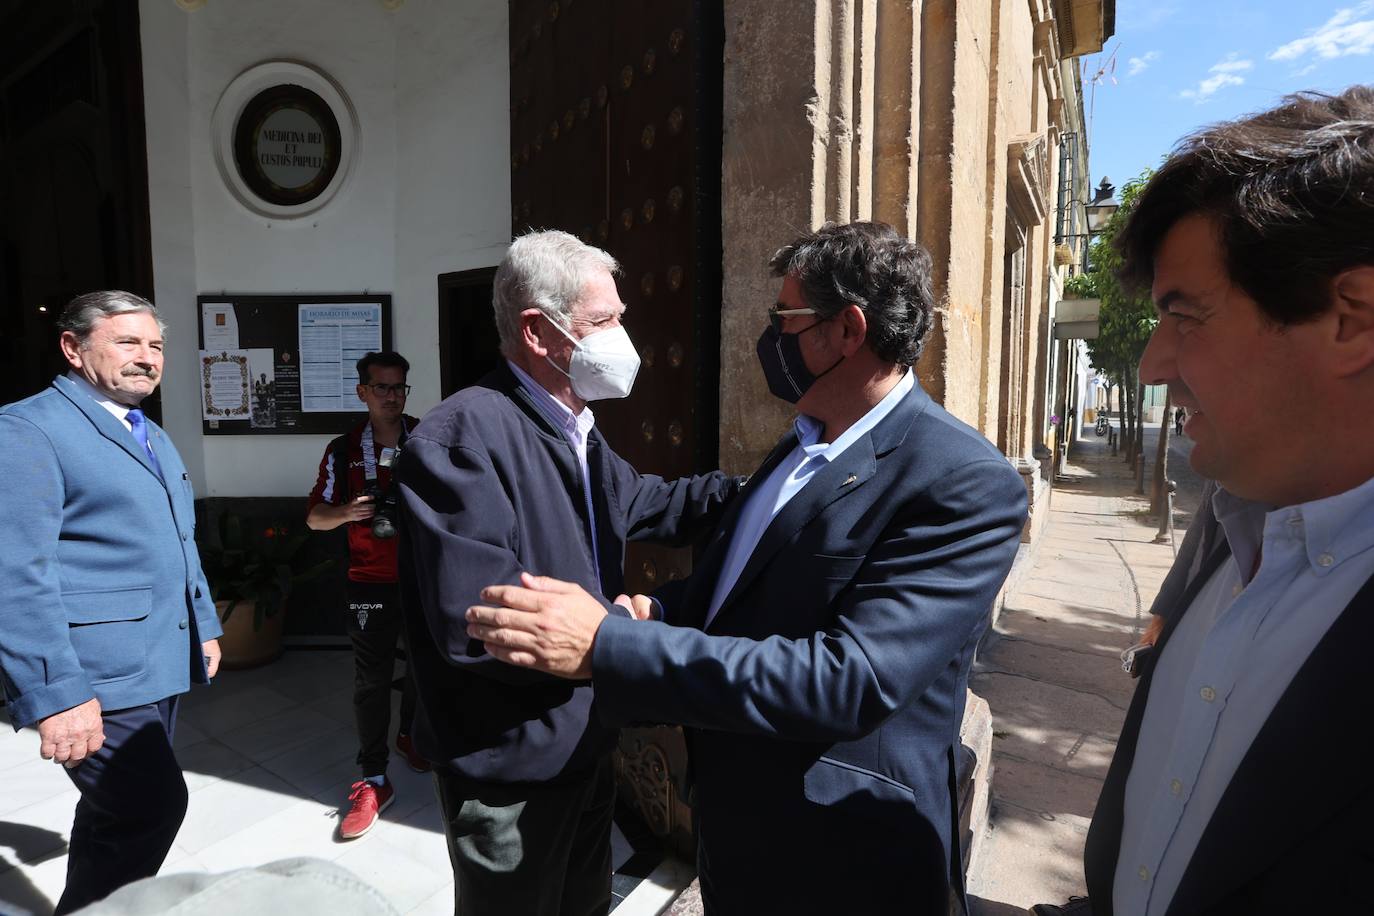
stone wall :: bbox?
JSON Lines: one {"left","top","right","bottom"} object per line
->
{"left": 719, "top": 0, "right": 1092, "bottom": 480}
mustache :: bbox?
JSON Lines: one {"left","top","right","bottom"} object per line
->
{"left": 122, "top": 367, "right": 159, "bottom": 379}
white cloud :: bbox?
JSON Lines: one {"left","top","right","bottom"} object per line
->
{"left": 1179, "top": 54, "right": 1253, "bottom": 102}
{"left": 1127, "top": 51, "right": 1160, "bottom": 76}
{"left": 1270, "top": 1, "right": 1374, "bottom": 62}
{"left": 1209, "top": 55, "right": 1254, "bottom": 74}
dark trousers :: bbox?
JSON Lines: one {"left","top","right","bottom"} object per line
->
{"left": 56, "top": 697, "right": 187, "bottom": 916}
{"left": 433, "top": 756, "right": 615, "bottom": 916}
{"left": 346, "top": 579, "right": 417, "bottom": 777}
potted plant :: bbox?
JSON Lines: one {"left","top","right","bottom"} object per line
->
{"left": 197, "top": 513, "right": 332, "bottom": 669}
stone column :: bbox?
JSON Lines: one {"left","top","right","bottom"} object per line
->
{"left": 718, "top": 0, "right": 919, "bottom": 472}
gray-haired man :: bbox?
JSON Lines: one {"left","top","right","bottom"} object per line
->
{"left": 0, "top": 291, "right": 222, "bottom": 914}
{"left": 396, "top": 230, "right": 742, "bottom": 915}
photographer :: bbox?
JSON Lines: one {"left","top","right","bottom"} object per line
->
{"left": 306, "top": 351, "right": 425, "bottom": 840}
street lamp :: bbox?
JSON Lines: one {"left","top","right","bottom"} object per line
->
{"left": 1085, "top": 177, "right": 1119, "bottom": 234}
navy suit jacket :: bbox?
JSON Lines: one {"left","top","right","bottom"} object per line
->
{"left": 0, "top": 376, "right": 221, "bottom": 728}
{"left": 593, "top": 381, "right": 1027, "bottom": 915}
{"left": 1085, "top": 536, "right": 1374, "bottom": 914}
{"left": 397, "top": 364, "right": 742, "bottom": 783}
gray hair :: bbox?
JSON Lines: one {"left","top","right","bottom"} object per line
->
{"left": 492, "top": 230, "right": 619, "bottom": 353}
{"left": 56, "top": 290, "right": 166, "bottom": 345}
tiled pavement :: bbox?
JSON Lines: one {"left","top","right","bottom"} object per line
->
{"left": 0, "top": 650, "right": 690, "bottom": 916}
{"left": 966, "top": 431, "right": 1196, "bottom": 914}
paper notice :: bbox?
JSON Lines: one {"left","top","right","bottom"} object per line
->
{"left": 202, "top": 303, "right": 240, "bottom": 351}
{"left": 199, "top": 349, "right": 251, "bottom": 420}
{"left": 298, "top": 303, "right": 382, "bottom": 412}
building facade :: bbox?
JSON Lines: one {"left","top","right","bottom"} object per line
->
{"left": 0, "top": 0, "right": 1112, "bottom": 864}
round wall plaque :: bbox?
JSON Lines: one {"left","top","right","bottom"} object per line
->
{"left": 232, "top": 85, "right": 341, "bottom": 207}
{"left": 212, "top": 61, "right": 358, "bottom": 220}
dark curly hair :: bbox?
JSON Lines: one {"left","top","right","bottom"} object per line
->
{"left": 1117, "top": 85, "right": 1374, "bottom": 325}
{"left": 769, "top": 221, "right": 935, "bottom": 366}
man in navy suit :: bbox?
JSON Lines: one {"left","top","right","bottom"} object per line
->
{"left": 0, "top": 291, "right": 222, "bottom": 914}
{"left": 467, "top": 221, "right": 1029, "bottom": 914}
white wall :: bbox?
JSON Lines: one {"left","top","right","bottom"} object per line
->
{"left": 139, "top": 0, "right": 509, "bottom": 497}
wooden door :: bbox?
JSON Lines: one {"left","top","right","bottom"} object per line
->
{"left": 0, "top": 1, "right": 154, "bottom": 411}
{"left": 509, "top": 0, "right": 722, "bottom": 855}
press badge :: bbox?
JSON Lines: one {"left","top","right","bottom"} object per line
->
{"left": 379, "top": 446, "right": 397, "bottom": 468}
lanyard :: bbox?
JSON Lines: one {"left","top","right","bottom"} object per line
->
{"left": 360, "top": 419, "right": 409, "bottom": 484}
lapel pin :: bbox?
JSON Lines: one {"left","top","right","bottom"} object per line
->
{"left": 841, "top": 474, "right": 858, "bottom": 486}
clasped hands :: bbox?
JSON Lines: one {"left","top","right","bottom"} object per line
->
{"left": 466, "top": 572, "right": 653, "bottom": 679}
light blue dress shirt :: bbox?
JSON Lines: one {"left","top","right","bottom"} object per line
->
{"left": 703, "top": 370, "right": 914, "bottom": 627}
{"left": 1114, "top": 472, "right": 1374, "bottom": 915}
{"left": 507, "top": 361, "right": 601, "bottom": 585}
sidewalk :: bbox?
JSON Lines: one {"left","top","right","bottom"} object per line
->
{"left": 966, "top": 431, "right": 1189, "bottom": 914}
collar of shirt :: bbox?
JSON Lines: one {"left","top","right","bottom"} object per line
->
{"left": 790, "top": 368, "right": 914, "bottom": 465}
{"left": 506, "top": 360, "right": 596, "bottom": 449}
{"left": 1213, "top": 471, "right": 1374, "bottom": 581}
{"left": 66, "top": 370, "right": 134, "bottom": 431}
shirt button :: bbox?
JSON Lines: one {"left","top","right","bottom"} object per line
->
{"left": 1200, "top": 686, "right": 1217, "bottom": 702}
{"left": 178, "top": 619, "right": 189, "bottom": 630}
{"left": 1138, "top": 866, "right": 1149, "bottom": 881}
{"left": 1317, "top": 553, "right": 1334, "bottom": 567}
{"left": 1170, "top": 778, "right": 1183, "bottom": 796}
{"left": 1231, "top": 583, "right": 1243, "bottom": 597}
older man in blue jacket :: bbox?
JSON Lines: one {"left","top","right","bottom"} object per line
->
{"left": 0, "top": 291, "right": 222, "bottom": 915}
{"left": 397, "top": 230, "right": 743, "bottom": 916}
{"left": 467, "top": 221, "right": 1029, "bottom": 914}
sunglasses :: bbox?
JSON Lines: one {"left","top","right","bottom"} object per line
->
{"left": 767, "top": 305, "right": 819, "bottom": 333}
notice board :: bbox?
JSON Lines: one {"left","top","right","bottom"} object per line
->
{"left": 196, "top": 293, "right": 393, "bottom": 435}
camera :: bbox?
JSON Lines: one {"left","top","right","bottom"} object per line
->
{"left": 366, "top": 484, "right": 399, "bottom": 539}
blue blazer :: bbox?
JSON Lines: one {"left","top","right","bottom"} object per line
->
{"left": 592, "top": 381, "right": 1028, "bottom": 915}
{"left": 0, "top": 375, "right": 221, "bottom": 728}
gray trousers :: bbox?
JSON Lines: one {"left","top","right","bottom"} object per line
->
{"left": 433, "top": 756, "right": 615, "bottom": 916}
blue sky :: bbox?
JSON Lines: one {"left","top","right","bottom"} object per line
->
{"left": 1081, "top": 0, "right": 1374, "bottom": 197}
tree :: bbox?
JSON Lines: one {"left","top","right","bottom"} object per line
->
{"left": 1083, "top": 171, "right": 1158, "bottom": 473}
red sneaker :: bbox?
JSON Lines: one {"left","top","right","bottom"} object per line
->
{"left": 339, "top": 779, "right": 394, "bottom": 840}
{"left": 396, "top": 733, "right": 432, "bottom": 773}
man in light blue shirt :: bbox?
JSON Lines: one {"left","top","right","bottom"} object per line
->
{"left": 1074, "top": 86, "right": 1374, "bottom": 916}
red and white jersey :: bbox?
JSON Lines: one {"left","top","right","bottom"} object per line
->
{"left": 307, "top": 417, "right": 417, "bottom": 583}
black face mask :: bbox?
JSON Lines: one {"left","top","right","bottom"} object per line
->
{"left": 755, "top": 321, "right": 843, "bottom": 403}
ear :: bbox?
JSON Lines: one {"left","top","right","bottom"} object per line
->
{"left": 520, "top": 308, "right": 550, "bottom": 357}
{"left": 356, "top": 384, "right": 368, "bottom": 404}
{"left": 59, "top": 331, "right": 84, "bottom": 369}
{"left": 836, "top": 303, "right": 868, "bottom": 356}
{"left": 1329, "top": 266, "right": 1374, "bottom": 377}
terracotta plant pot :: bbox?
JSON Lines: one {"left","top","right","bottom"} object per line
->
{"left": 215, "top": 599, "right": 285, "bottom": 670}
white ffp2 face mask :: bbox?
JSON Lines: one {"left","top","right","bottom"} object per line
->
{"left": 545, "top": 319, "right": 642, "bottom": 401}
